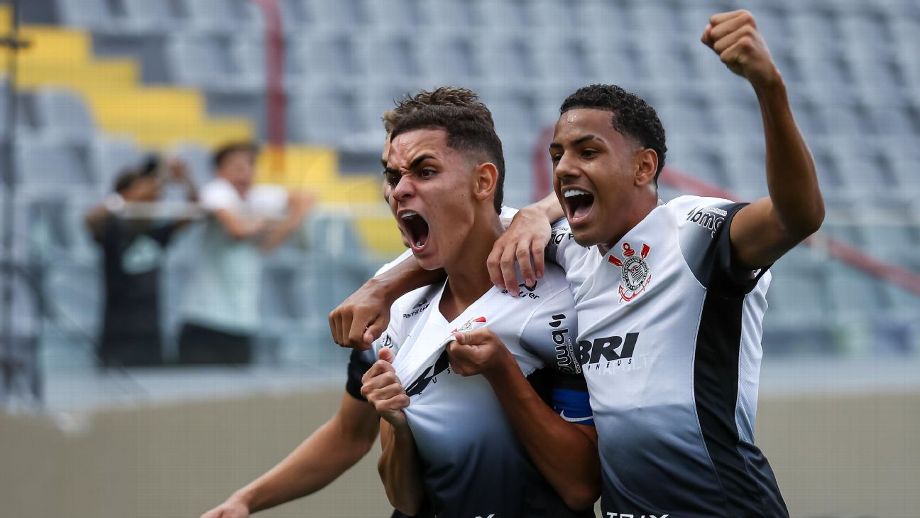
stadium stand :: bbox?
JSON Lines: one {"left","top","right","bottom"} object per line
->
{"left": 3, "top": 0, "right": 919, "bottom": 377}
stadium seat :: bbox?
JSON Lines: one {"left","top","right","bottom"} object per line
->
{"left": 30, "top": 87, "right": 97, "bottom": 143}
{"left": 89, "top": 135, "right": 143, "bottom": 193}
{"left": 14, "top": 135, "right": 93, "bottom": 194}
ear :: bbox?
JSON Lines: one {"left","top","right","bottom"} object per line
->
{"left": 633, "top": 148, "right": 658, "bottom": 187}
{"left": 472, "top": 162, "right": 499, "bottom": 204}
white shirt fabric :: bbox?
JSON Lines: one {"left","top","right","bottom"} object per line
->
{"left": 181, "top": 178, "right": 288, "bottom": 334}
{"left": 548, "top": 195, "right": 787, "bottom": 517}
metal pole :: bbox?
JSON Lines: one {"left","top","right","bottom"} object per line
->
{"left": 1, "top": 0, "right": 29, "bottom": 402}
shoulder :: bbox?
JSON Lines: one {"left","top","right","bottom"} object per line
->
{"left": 390, "top": 284, "right": 440, "bottom": 322}
{"left": 199, "top": 179, "right": 239, "bottom": 210}
{"left": 374, "top": 249, "right": 414, "bottom": 277}
{"left": 666, "top": 195, "right": 742, "bottom": 226}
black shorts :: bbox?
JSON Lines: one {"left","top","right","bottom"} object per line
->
{"left": 177, "top": 322, "right": 253, "bottom": 365}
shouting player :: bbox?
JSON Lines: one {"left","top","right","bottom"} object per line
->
{"left": 361, "top": 103, "right": 599, "bottom": 517}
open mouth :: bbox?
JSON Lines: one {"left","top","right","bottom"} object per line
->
{"left": 399, "top": 210, "right": 430, "bottom": 251}
{"left": 562, "top": 188, "right": 595, "bottom": 223}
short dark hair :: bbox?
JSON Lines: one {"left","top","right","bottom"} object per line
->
{"left": 560, "top": 84, "right": 667, "bottom": 182}
{"left": 113, "top": 169, "right": 140, "bottom": 194}
{"left": 390, "top": 104, "right": 505, "bottom": 213}
{"left": 212, "top": 141, "right": 258, "bottom": 170}
{"left": 383, "top": 86, "right": 495, "bottom": 132}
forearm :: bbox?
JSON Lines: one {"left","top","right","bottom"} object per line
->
{"left": 260, "top": 211, "right": 307, "bottom": 251}
{"left": 372, "top": 253, "right": 446, "bottom": 302}
{"left": 754, "top": 77, "right": 824, "bottom": 238}
{"left": 530, "top": 192, "right": 564, "bottom": 223}
{"left": 485, "top": 364, "right": 600, "bottom": 509}
{"left": 378, "top": 421, "right": 425, "bottom": 515}
{"left": 234, "top": 400, "right": 377, "bottom": 512}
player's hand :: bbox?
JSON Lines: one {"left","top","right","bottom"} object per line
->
{"left": 361, "top": 348, "right": 409, "bottom": 428}
{"left": 166, "top": 158, "right": 190, "bottom": 182}
{"left": 447, "top": 328, "right": 515, "bottom": 379}
{"left": 701, "top": 10, "right": 781, "bottom": 89}
{"left": 487, "top": 206, "right": 552, "bottom": 294}
{"left": 288, "top": 189, "right": 316, "bottom": 216}
{"left": 329, "top": 278, "right": 392, "bottom": 350}
{"left": 200, "top": 498, "right": 249, "bottom": 518}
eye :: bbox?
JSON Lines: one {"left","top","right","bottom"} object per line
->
{"left": 418, "top": 168, "right": 437, "bottom": 179}
{"left": 549, "top": 152, "right": 562, "bottom": 164}
{"left": 581, "top": 149, "right": 598, "bottom": 159}
{"left": 384, "top": 170, "right": 400, "bottom": 187}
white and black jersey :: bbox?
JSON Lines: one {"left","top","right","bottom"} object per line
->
{"left": 371, "top": 265, "right": 593, "bottom": 518}
{"left": 548, "top": 195, "right": 787, "bottom": 518}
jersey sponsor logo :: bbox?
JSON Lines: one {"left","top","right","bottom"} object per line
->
{"left": 404, "top": 316, "right": 486, "bottom": 397}
{"left": 606, "top": 513, "right": 669, "bottom": 518}
{"left": 550, "top": 228, "right": 575, "bottom": 245}
{"left": 686, "top": 205, "right": 726, "bottom": 237}
{"left": 402, "top": 297, "right": 430, "bottom": 319}
{"left": 549, "top": 313, "right": 581, "bottom": 374}
{"left": 608, "top": 242, "right": 652, "bottom": 302}
{"left": 404, "top": 348, "right": 450, "bottom": 397}
{"left": 501, "top": 282, "right": 541, "bottom": 300}
{"left": 559, "top": 409, "right": 592, "bottom": 423}
{"left": 576, "top": 333, "right": 640, "bottom": 367}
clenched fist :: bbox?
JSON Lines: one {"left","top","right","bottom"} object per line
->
{"left": 361, "top": 348, "right": 410, "bottom": 428}
{"left": 447, "top": 328, "right": 515, "bottom": 379}
{"left": 701, "top": 10, "right": 781, "bottom": 89}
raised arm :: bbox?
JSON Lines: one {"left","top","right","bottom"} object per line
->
{"left": 329, "top": 256, "right": 445, "bottom": 350}
{"left": 702, "top": 10, "right": 824, "bottom": 269}
{"left": 259, "top": 190, "right": 314, "bottom": 251}
{"left": 487, "top": 193, "right": 563, "bottom": 293}
{"left": 200, "top": 393, "right": 379, "bottom": 518}
{"left": 447, "top": 329, "right": 601, "bottom": 510}
{"left": 362, "top": 348, "right": 426, "bottom": 515}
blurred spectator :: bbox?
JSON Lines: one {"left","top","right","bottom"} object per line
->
{"left": 178, "top": 142, "right": 314, "bottom": 365}
{"left": 85, "top": 157, "right": 197, "bottom": 368}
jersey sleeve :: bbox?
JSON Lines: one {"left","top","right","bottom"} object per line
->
{"left": 344, "top": 348, "right": 377, "bottom": 401}
{"left": 199, "top": 180, "right": 239, "bottom": 212}
{"left": 519, "top": 276, "right": 594, "bottom": 426}
{"left": 672, "top": 195, "right": 769, "bottom": 295}
{"left": 545, "top": 218, "right": 590, "bottom": 273}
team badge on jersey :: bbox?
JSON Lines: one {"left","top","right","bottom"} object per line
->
{"left": 608, "top": 242, "right": 652, "bottom": 302}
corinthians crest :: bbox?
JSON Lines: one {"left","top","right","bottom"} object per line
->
{"left": 608, "top": 242, "right": 652, "bottom": 302}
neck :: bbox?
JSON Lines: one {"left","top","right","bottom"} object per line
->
{"left": 599, "top": 190, "right": 658, "bottom": 255}
{"left": 439, "top": 210, "right": 503, "bottom": 321}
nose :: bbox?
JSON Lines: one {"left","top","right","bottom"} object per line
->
{"left": 391, "top": 173, "right": 415, "bottom": 203}
{"left": 553, "top": 151, "right": 579, "bottom": 183}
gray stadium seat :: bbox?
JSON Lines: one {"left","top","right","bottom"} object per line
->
{"left": 287, "top": 83, "right": 362, "bottom": 146}
{"left": 55, "top": 0, "right": 115, "bottom": 30}
{"left": 166, "top": 33, "right": 236, "bottom": 90}
{"left": 14, "top": 136, "right": 93, "bottom": 194}
{"left": 90, "top": 135, "right": 143, "bottom": 193}
{"left": 30, "top": 87, "right": 96, "bottom": 143}
{"left": 181, "top": 0, "right": 264, "bottom": 34}
{"left": 416, "top": 32, "right": 479, "bottom": 84}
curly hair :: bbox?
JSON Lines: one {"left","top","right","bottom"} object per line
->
{"left": 390, "top": 104, "right": 505, "bottom": 213}
{"left": 382, "top": 86, "right": 494, "bottom": 132}
{"left": 560, "top": 84, "right": 667, "bottom": 182}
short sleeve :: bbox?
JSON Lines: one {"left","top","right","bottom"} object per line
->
{"left": 199, "top": 179, "right": 239, "bottom": 212}
{"left": 345, "top": 348, "right": 377, "bottom": 401}
{"left": 673, "top": 196, "right": 767, "bottom": 295}
{"left": 374, "top": 248, "right": 414, "bottom": 276}
{"left": 545, "top": 218, "right": 590, "bottom": 273}
{"left": 518, "top": 280, "right": 581, "bottom": 375}
{"left": 247, "top": 184, "right": 288, "bottom": 217}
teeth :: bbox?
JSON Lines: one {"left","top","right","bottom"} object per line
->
{"left": 415, "top": 240, "right": 424, "bottom": 247}
{"left": 564, "top": 189, "right": 590, "bottom": 198}
{"left": 401, "top": 211, "right": 418, "bottom": 219}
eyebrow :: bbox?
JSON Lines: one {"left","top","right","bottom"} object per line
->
{"left": 384, "top": 153, "right": 437, "bottom": 174}
{"left": 549, "top": 134, "right": 601, "bottom": 149}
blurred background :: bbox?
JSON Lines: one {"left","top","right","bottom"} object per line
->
{"left": 0, "top": 0, "right": 918, "bottom": 516}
